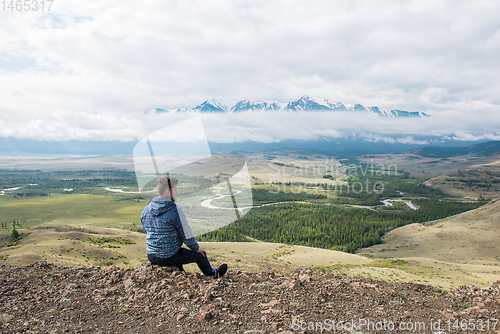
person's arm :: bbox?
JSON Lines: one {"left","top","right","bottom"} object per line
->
{"left": 140, "top": 206, "right": 149, "bottom": 234}
{"left": 173, "top": 205, "right": 200, "bottom": 252}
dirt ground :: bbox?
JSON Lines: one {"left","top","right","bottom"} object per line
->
{"left": 1, "top": 262, "right": 499, "bottom": 333}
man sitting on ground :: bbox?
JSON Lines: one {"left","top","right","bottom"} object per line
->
{"left": 141, "top": 175, "right": 227, "bottom": 278}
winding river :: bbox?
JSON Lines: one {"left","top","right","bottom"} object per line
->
{"left": 101, "top": 187, "right": 419, "bottom": 212}
{"left": 200, "top": 190, "right": 418, "bottom": 212}
{"left": 0, "top": 186, "right": 20, "bottom": 196}
{"left": 381, "top": 198, "right": 417, "bottom": 210}
{"left": 200, "top": 190, "right": 319, "bottom": 212}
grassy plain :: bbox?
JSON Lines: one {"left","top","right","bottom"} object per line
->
{"left": 424, "top": 159, "right": 500, "bottom": 199}
{"left": 0, "top": 154, "right": 134, "bottom": 170}
{"left": 0, "top": 194, "right": 145, "bottom": 231}
{"left": 244, "top": 153, "right": 342, "bottom": 184}
{"left": 358, "top": 152, "right": 500, "bottom": 178}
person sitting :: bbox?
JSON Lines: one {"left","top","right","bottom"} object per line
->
{"left": 141, "top": 175, "right": 227, "bottom": 278}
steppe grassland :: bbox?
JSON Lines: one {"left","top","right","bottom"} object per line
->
{"left": 360, "top": 198, "right": 500, "bottom": 266}
{"left": 0, "top": 226, "right": 146, "bottom": 268}
{"left": 0, "top": 194, "right": 146, "bottom": 230}
{"left": 424, "top": 160, "right": 500, "bottom": 199}
{"left": 0, "top": 154, "right": 134, "bottom": 170}
{"left": 2, "top": 225, "right": 498, "bottom": 289}
{"left": 244, "top": 154, "right": 344, "bottom": 184}
{"left": 358, "top": 152, "right": 500, "bottom": 178}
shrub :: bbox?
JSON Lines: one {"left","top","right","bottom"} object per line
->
{"left": 0, "top": 314, "right": 13, "bottom": 324}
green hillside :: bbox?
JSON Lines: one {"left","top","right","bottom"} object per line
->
{"left": 414, "top": 140, "right": 500, "bottom": 158}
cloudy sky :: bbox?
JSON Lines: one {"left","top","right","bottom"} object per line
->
{"left": 1, "top": 0, "right": 499, "bottom": 143}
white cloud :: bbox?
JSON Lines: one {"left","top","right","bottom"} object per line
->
{"left": 362, "top": 134, "right": 429, "bottom": 145}
{"left": 0, "top": 0, "right": 499, "bottom": 142}
{"left": 3, "top": 111, "right": 499, "bottom": 145}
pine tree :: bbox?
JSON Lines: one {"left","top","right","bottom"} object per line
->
{"left": 11, "top": 228, "right": 20, "bottom": 241}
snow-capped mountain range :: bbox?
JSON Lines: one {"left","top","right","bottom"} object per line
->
{"left": 144, "top": 96, "right": 429, "bottom": 117}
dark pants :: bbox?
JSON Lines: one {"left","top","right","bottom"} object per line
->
{"left": 147, "top": 248, "right": 215, "bottom": 277}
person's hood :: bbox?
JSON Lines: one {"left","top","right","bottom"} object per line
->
{"left": 149, "top": 196, "right": 175, "bottom": 216}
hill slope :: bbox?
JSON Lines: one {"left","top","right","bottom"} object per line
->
{"left": 3, "top": 215, "right": 500, "bottom": 289}
{"left": 361, "top": 198, "right": 500, "bottom": 265}
{"left": 423, "top": 159, "right": 500, "bottom": 199}
{"left": 414, "top": 141, "right": 500, "bottom": 158}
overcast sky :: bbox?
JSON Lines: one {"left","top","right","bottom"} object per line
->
{"left": 1, "top": 0, "right": 499, "bottom": 143}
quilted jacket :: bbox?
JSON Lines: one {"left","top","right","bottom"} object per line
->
{"left": 140, "top": 196, "right": 199, "bottom": 258}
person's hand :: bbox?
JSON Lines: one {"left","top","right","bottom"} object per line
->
{"left": 196, "top": 248, "right": 207, "bottom": 257}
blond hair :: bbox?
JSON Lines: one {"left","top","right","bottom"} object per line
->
{"left": 157, "top": 176, "right": 178, "bottom": 196}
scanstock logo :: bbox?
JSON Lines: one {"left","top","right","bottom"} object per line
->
{"left": 133, "top": 116, "right": 253, "bottom": 236}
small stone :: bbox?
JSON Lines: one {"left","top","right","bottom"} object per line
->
{"left": 298, "top": 274, "right": 310, "bottom": 283}
{"left": 176, "top": 313, "right": 186, "bottom": 321}
{"left": 144, "top": 306, "right": 150, "bottom": 312}
{"left": 198, "top": 311, "right": 212, "bottom": 321}
{"left": 123, "top": 278, "right": 133, "bottom": 290}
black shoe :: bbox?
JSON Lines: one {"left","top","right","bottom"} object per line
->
{"left": 214, "top": 264, "right": 228, "bottom": 278}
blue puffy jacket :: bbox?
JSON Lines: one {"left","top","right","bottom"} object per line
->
{"left": 140, "top": 196, "right": 199, "bottom": 258}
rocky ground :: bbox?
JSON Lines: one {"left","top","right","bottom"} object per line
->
{"left": 0, "top": 262, "right": 499, "bottom": 334}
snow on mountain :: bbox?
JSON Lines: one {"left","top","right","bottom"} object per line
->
{"left": 145, "top": 97, "right": 429, "bottom": 117}
{"left": 231, "top": 100, "right": 284, "bottom": 112}
{"left": 193, "top": 99, "right": 227, "bottom": 113}
{"left": 353, "top": 104, "right": 368, "bottom": 111}
{"left": 143, "top": 108, "right": 168, "bottom": 115}
{"left": 369, "top": 107, "right": 429, "bottom": 117}
{"left": 285, "top": 96, "right": 332, "bottom": 112}
{"left": 325, "top": 101, "right": 348, "bottom": 111}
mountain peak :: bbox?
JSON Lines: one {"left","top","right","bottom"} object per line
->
{"left": 194, "top": 99, "right": 226, "bottom": 113}
{"left": 145, "top": 97, "right": 429, "bottom": 117}
{"left": 231, "top": 100, "right": 284, "bottom": 112}
{"left": 285, "top": 96, "right": 332, "bottom": 112}
{"left": 143, "top": 108, "right": 168, "bottom": 115}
